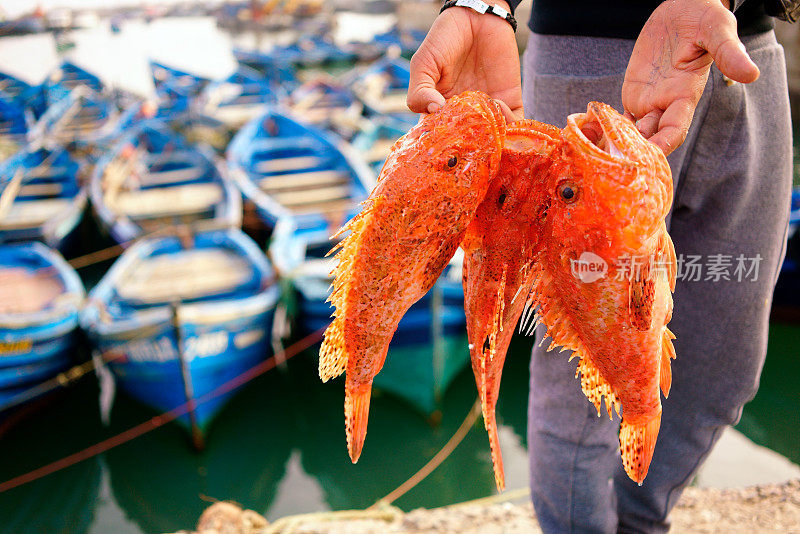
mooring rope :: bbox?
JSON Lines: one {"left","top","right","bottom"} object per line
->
{"left": 0, "top": 328, "right": 324, "bottom": 494}
{"left": 370, "top": 396, "right": 482, "bottom": 508}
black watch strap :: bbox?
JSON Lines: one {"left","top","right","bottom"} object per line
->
{"left": 440, "top": 0, "right": 518, "bottom": 32}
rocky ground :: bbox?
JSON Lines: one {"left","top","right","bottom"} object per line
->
{"left": 181, "top": 479, "right": 800, "bottom": 534}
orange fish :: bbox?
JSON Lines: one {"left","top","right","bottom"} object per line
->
{"left": 461, "top": 119, "right": 562, "bottom": 490}
{"left": 319, "top": 91, "right": 506, "bottom": 463}
{"left": 520, "top": 102, "right": 677, "bottom": 484}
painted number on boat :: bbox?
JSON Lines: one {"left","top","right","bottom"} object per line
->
{"left": 185, "top": 332, "right": 229, "bottom": 359}
{"left": 122, "top": 333, "right": 229, "bottom": 362}
{"left": 0, "top": 340, "right": 32, "bottom": 355}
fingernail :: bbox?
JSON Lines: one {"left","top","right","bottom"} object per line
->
{"left": 427, "top": 102, "right": 441, "bottom": 114}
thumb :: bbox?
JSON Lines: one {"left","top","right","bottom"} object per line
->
{"left": 699, "top": 7, "right": 759, "bottom": 83}
{"left": 408, "top": 51, "right": 447, "bottom": 114}
{"left": 407, "top": 84, "right": 447, "bottom": 114}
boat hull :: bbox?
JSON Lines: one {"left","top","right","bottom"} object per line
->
{"left": 0, "top": 243, "right": 84, "bottom": 412}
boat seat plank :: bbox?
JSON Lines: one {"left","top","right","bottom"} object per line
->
{"left": 110, "top": 183, "right": 223, "bottom": 218}
{"left": 290, "top": 198, "right": 355, "bottom": 215}
{"left": 138, "top": 165, "right": 208, "bottom": 187}
{"left": 117, "top": 249, "right": 251, "bottom": 304}
{"left": 259, "top": 170, "right": 350, "bottom": 192}
{"left": 252, "top": 156, "right": 326, "bottom": 175}
{"left": 251, "top": 137, "right": 317, "bottom": 153}
{"left": 18, "top": 183, "right": 64, "bottom": 197}
{"left": 0, "top": 198, "right": 72, "bottom": 229}
{"left": 293, "top": 106, "right": 351, "bottom": 124}
{"left": 271, "top": 184, "right": 351, "bottom": 206}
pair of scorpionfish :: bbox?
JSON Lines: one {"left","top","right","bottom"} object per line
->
{"left": 319, "top": 91, "right": 677, "bottom": 489}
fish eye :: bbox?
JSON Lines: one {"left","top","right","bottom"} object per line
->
{"left": 558, "top": 181, "right": 579, "bottom": 204}
{"left": 447, "top": 155, "right": 458, "bottom": 168}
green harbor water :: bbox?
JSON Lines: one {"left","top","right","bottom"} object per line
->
{"left": 0, "top": 319, "right": 798, "bottom": 534}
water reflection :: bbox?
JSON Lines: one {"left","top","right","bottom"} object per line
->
{"left": 103, "top": 369, "right": 294, "bottom": 533}
{"left": 287, "top": 349, "right": 497, "bottom": 512}
{"left": 0, "top": 380, "right": 103, "bottom": 534}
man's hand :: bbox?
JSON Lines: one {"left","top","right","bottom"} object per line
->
{"left": 407, "top": 1, "right": 523, "bottom": 121}
{"left": 622, "top": 0, "right": 759, "bottom": 155}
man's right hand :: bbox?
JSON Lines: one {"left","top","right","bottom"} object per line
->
{"left": 407, "top": 1, "right": 523, "bottom": 121}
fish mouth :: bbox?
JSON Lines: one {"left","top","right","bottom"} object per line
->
{"left": 563, "top": 102, "right": 638, "bottom": 181}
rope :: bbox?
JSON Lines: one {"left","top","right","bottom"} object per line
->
{"left": 370, "top": 396, "right": 482, "bottom": 508}
{"left": 0, "top": 328, "right": 323, "bottom": 494}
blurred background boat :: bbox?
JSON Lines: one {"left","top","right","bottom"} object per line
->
{"left": 0, "top": 242, "right": 84, "bottom": 413}
{"left": 90, "top": 121, "right": 241, "bottom": 244}
{"left": 80, "top": 227, "right": 280, "bottom": 438}
{"left": 351, "top": 53, "right": 416, "bottom": 128}
{"left": 0, "top": 146, "right": 86, "bottom": 250}
{"left": 227, "top": 107, "right": 374, "bottom": 232}
{"left": 350, "top": 116, "right": 408, "bottom": 172}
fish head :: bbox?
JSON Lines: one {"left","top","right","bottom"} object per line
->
{"left": 544, "top": 102, "right": 673, "bottom": 261}
{"left": 382, "top": 91, "right": 507, "bottom": 207}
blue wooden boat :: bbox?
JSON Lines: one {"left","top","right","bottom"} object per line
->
{"left": 352, "top": 55, "right": 417, "bottom": 127}
{"left": 80, "top": 227, "right": 280, "bottom": 432}
{"left": 233, "top": 48, "right": 297, "bottom": 89}
{"left": 150, "top": 61, "right": 210, "bottom": 99}
{"left": 274, "top": 36, "right": 356, "bottom": 68}
{"left": 351, "top": 118, "right": 409, "bottom": 173}
{"left": 227, "top": 107, "right": 374, "bottom": 232}
{"left": 0, "top": 95, "right": 30, "bottom": 159}
{"left": 269, "top": 219, "right": 469, "bottom": 413}
{"left": 28, "top": 87, "right": 117, "bottom": 156}
{"left": 0, "top": 242, "right": 84, "bottom": 412}
{"left": 45, "top": 60, "right": 104, "bottom": 104}
{"left": 0, "top": 71, "right": 46, "bottom": 118}
{"left": 91, "top": 121, "right": 241, "bottom": 244}
{"left": 0, "top": 147, "right": 86, "bottom": 250}
{"left": 373, "top": 27, "right": 426, "bottom": 58}
{"left": 199, "top": 66, "right": 278, "bottom": 128}
{"left": 283, "top": 78, "right": 363, "bottom": 139}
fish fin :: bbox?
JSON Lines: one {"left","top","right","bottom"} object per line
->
{"left": 575, "top": 355, "right": 620, "bottom": 419}
{"left": 660, "top": 228, "right": 677, "bottom": 292}
{"left": 660, "top": 329, "right": 677, "bottom": 398}
{"left": 319, "top": 316, "right": 347, "bottom": 382}
{"left": 482, "top": 407, "right": 506, "bottom": 491}
{"left": 319, "top": 199, "right": 377, "bottom": 381}
{"left": 619, "top": 414, "right": 661, "bottom": 484}
{"left": 345, "top": 382, "right": 372, "bottom": 463}
{"left": 628, "top": 261, "right": 654, "bottom": 331}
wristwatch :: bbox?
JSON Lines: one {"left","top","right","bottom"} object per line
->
{"left": 439, "top": 0, "right": 518, "bottom": 32}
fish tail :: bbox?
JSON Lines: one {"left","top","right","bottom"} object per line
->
{"left": 619, "top": 414, "right": 661, "bottom": 484}
{"left": 482, "top": 405, "right": 506, "bottom": 491}
{"left": 345, "top": 382, "right": 372, "bottom": 463}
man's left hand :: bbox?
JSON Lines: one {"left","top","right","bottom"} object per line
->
{"left": 622, "top": 0, "right": 760, "bottom": 155}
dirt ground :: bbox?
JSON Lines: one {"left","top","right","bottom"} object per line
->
{"left": 184, "top": 479, "right": 800, "bottom": 534}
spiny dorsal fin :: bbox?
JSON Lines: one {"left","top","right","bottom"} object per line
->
{"left": 660, "top": 328, "right": 677, "bottom": 397}
{"left": 319, "top": 197, "right": 379, "bottom": 381}
{"left": 659, "top": 225, "right": 677, "bottom": 292}
{"left": 575, "top": 355, "right": 620, "bottom": 419}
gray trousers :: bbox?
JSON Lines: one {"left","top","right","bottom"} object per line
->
{"left": 522, "top": 31, "right": 793, "bottom": 533}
